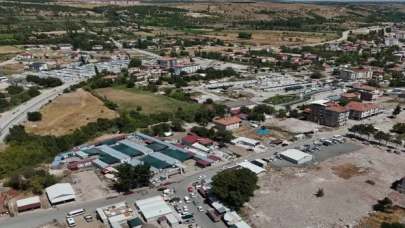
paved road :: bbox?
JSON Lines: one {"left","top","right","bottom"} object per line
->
{"left": 0, "top": 81, "right": 79, "bottom": 142}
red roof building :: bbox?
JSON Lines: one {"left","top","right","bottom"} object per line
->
{"left": 213, "top": 116, "right": 242, "bottom": 131}
{"left": 196, "top": 159, "right": 211, "bottom": 167}
{"left": 345, "top": 101, "right": 379, "bottom": 120}
{"left": 207, "top": 155, "right": 221, "bottom": 161}
{"left": 340, "top": 93, "right": 359, "bottom": 99}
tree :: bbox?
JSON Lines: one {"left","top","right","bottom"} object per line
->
{"left": 27, "top": 87, "right": 41, "bottom": 98}
{"left": 310, "top": 71, "right": 323, "bottom": 79}
{"left": 171, "top": 118, "right": 185, "bottom": 132}
{"left": 392, "top": 123, "right": 405, "bottom": 134}
{"left": 393, "top": 104, "right": 401, "bottom": 117}
{"left": 374, "top": 197, "right": 393, "bottom": 212}
{"left": 289, "top": 109, "right": 301, "bottom": 119}
{"left": 211, "top": 168, "right": 258, "bottom": 210}
{"left": 6, "top": 85, "right": 24, "bottom": 95}
{"left": 128, "top": 58, "right": 142, "bottom": 67}
{"left": 115, "top": 163, "right": 152, "bottom": 191}
{"left": 27, "top": 112, "right": 42, "bottom": 121}
{"left": 276, "top": 109, "right": 287, "bottom": 118}
{"left": 381, "top": 222, "right": 405, "bottom": 228}
{"left": 374, "top": 131, "right": 386, "bottom": 145}
{"left": 239, "top": 106, "right": 251, "bottom": 115}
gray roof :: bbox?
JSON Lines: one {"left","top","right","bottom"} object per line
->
{"left": 119, "top": 139, "right": 152, "bottom": 154}
{"left": 224, "top": 100, "right": 256, "bottom": 108}
{"left": 96, "top": 145, "right": 130, "bottom": 161}
{"left": 92, "top": 159, "right": 109, "bottom": 168}
{"left": 45, "top": 183, "right": 75, "bottom": 204}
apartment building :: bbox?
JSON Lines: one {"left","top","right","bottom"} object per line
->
{"left": 345, "top": 101, "right": 379, "bottom": 120}
{"left": 157, "top": 57, "right": 177, "bottom": 68}
{"left": 174, "top": 61, "right": 200, "bottom": 75}
{"left": 352, "top": 84, "right": 380, "bottom": 101}
{"left": 340, "top": 68, "right": 373, "bottom": 80}
{"left": 396, "top": 30, "right": 405, "bottom": 39}
{"left": 307, "top": 100, "right": 349, "bottom": 127}
{"left": 213, "top": 116, "right": 242, "bottom": 130}
{"left": 385, "top": 37, "right": 399, "bottom": 46}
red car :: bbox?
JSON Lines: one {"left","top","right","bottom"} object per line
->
{"left": 123, "top": 190, "right": 134, "bottom": 195}
{"left": 187, "top": 186, "right": 193, "bottom": 192}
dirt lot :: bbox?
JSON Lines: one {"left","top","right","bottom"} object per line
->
{"left": 245, "top": 145, "right": 405, "bottom": 228}
{"left": 25, "top": 89, "right": 118, "bottom": 136}
{"left": 96, "top": 86, "right": 195, "bottom": 114}
{"left": 70, "top": 170, "right": 117, "bottom": 202}
{"left": 0, "top": 45, "right": 23, "bottom": 54}
{"left": 265, "top": 117, "right": 331, "bottom": 133}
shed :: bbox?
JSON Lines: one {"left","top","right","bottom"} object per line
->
{"left": 135, "top": 196, "right": 172, "bottom": 222}
{"left": 280, "top": 149, "right": 314, "bottom": 164}
{"left": 92, "top": 159, "right": 109, "bottom": 169}
{"left": 99, "top": 155, "right": 120, "bottom": 164}
{"left": 129, "top": 159, "right": 158, "bottom": 173}
{"left": 45, "top": 183, "right": 75, "bottom": 205}
{"left": 51, "top": 160, "right": 61, "bottom": 170}
{"left": 207, "top": 155, "right": 221, "bottom": 162}
{"left": 166, "top": 214, "right": 179, "bottom": 227}
{"left": 127, "top": 217, "right": 143, "bottom": 228}
{"left": 192, "top": 143, "right": 210, "bottom": 152}
{"left": 238, "top": 162, "right": 266, "bottom": 175}
{"left": 75, "top": 151, "right": 89, "bottom": 159}
{"left": 16, "top": 196, "right": 41, "bottom": 212}
{"left": 231, "top": 137, "right": 260, "bottom": 147}
{"left": 83, "top": 148, "right": 101, "bottom": 156}
{"left": 196, "top": 159, "right": 211, "bottom": 167}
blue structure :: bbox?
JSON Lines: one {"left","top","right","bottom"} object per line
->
{"left": 256, "top": 129, "right": 269, "bottom": 134}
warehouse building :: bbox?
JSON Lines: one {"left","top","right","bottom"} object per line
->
{"left": 97, "top": 145, "right": 131, "bottom": 163}
{"left": 231, "top": 137, "right": 260, "bottom": 147}
{"left": 119, "top": 139, "right": 153, "bottom": 155}
{"left": 16, "top": 196, "right": 41, "bottom": 212}
{"left": 280, "top": 149, "right": 314, "bottom": 164}
{"left": 135, "top": 196, "right": 173, "bottom": 222}
{"left": 45, "top": 183, "right": 75, "bottom": 205}
{"left": 150, "top": 152, "right": 181, "bottom": 165}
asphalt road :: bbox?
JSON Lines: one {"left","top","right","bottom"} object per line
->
{"left": 0, "top": 81, "right": 79, "bottom": 142}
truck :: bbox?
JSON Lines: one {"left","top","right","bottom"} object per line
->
{"left": 206, "top": 208, "right": 221, "bottom": 222}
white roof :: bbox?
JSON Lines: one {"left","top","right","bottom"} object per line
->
{"left": 238, "top": 162, "right": 266, "bottom": 175}
{"left": 309, "top": 99, "right": 329, "bottom": 106}
{"left": 16, "top": 196, "right": 40, "bottom": 207}
{"left": 280, "top": 149, "right": 313, "bottom": 161}
{"left": 234, "top": 220, "right": 251, "bottom": 228}
{"left": 231, "top": 137, "right": 259, "bottom": 145}
{"left": 46, "top": 183, "right": 75, "bottom": 204}
{"left": 192, "top": 142, "right": 210, "bottom": 152}
{"left": 165, "top": 214, "right": 178, "bottom": 224}
{"left": 135, "top": 196, "right": 172, "bottom": 219}
{"left": 223, "top": 211, "right": 241, "bottom": 223}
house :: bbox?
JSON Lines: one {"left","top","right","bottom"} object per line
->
{"left": 181, "top": 134, "right": 213, "bottom": 147}
{"left": 58, "top": 44, "right": 72, "bottom": 50}
{"left": 157, "top": 57, "right": 177, "bottom": 68}
{"left": 30, "top": 62, "right": 48, "bottom": 71}
{"left": 306, "top": 54, "right": 318, "bottom": 62}
{"left": 224, "top": 100, "right": 257, "bottom": 111}
{"left": 307, "top": 100, "right": 349, "bottom": 127}
{"left": 340, "top": 68, "right": 373, "bottom": 80}
{"left": 92, "top": 45, "right": 103, "bottom": 50}
{"left": 321, "top": 64, "right": 333, "bottom": 73}
{"left": 102, "top": 75, "right": 118, "bottom": 80}
{"left": 18, "top": 53, "right": 34, "bottom": 61}
{"left": 385, "top": 37, "right": 399, "bottom": 46}
{"left": 277, "top": 53, "right": 288, "bottom": 61}
{"left": 352, "top": 84, "right": 380, "bottom": 101}
{"left": 340, "top": 92, "right": 359, "bottom": 100}
{"left": 28, "top": 36, "right": 37, "bottom": 41}
{"left": 128, "top": 67, "right": 140, "bottom": 73}
{"left": 345, "top": 101, "right": 379, "bottom": 120}
{"left": 213, "top": 116, "right": 242, "bottom": 130}
{"left": 131, "top": 72, "right": 149, "bottom": 81}
{"left": 174, "top": 61, "right": 200, "bottom": 75}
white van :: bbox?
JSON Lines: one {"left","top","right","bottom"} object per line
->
{"left": 66, "top": 217, "right": 76, "bottom": 227}
{"left": 67, "top": 208, "right": 85, "bottom": 217}
{"left": 184, "top": 196, "right": 190, "bottom": 203}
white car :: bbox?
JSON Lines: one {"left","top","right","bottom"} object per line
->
{"left": 183, "top": 206, "right": 189, "bottom": 212}
{"left": 180, "top": 212, "right": 189, "bottom": 216}
{"left": 190, "top": 192, "right": 196, "bottom": 198}
{"left": 195, "top": 184, "right": 202, "bottom": 189}
{"left": 197, "top": 206, "right": 203, "bottom": 212}
{"left": 220, "top": 166, "right": 227, "bottom": 171}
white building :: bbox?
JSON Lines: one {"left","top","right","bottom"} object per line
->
{"left": 213, "top": 116, "right": 242, "bottom": 131}
{"left": 280, "top": 149, "right": 313, "bottom": 164}
{"left": 340, "top": 68, "right": 373, "bottom": 80}
{"left": 345, "top": 101, "right": 379, "bottom": 120}
{"left": 135, "top": 196, "right": 173, "bottom": 222}
{"left": 157, "top": 57, "right": 177, "bottom": 68}
{"left": 231, "top": 137, "right": 260, "bottom": 147}
{"left": 396, "top": 30, "right": 405, "bottom": 39}
{"left": 58, "top": 44, "right": 73, "bottom": 50}
{"left": 385, "top": 37, "right": 399, "bottom": 46}
{"left": 97, "top": 202, "right": 134, "bottom": 226}
{"left": 30, "top": 62, "right": 48, "bottom": 71}
{"left": 174, "top": 61, "right": 200, "bottom": 75}
{"left": 92, "top": 45, "right": 103, "bottom": 50}
{"left": 45, "top": 183, "right": 76, "bottom": 205}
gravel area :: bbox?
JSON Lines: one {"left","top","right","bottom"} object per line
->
{"left": 266, "top": 118, "right": 328, "bottom": 133}
{"left": 246, "top": 145, "right": 405, "bottom": 228}
{"left": 71, "top": 170, "right": 116, "bottom": 202}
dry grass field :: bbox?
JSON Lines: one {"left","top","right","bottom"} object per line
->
{"left": 25, "top": 89, "right": 118, "bottom": 136}
{"left": 96, "top": 86, "right": 195, "bottom": 114}
{"left": 0, "top": 45, "right": 23, "bottom": 54}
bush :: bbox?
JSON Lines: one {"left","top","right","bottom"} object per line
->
{"left": 374, "top": 197, "right": 393, "bottom": 212}
{"left": 6, "top": 85, "right": 24, "bottom": 95}
{"left": 27, "top": 112, "right": 42, "bottom": 121}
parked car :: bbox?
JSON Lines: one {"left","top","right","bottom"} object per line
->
{"left": 180, "top": 212, "right": 189, "bottom": 216}
{"left": 190, "top": 192, "right": 196, "bottom": 198}
{"left": 187, "top": 186, "right": 193, "bottom": 192}
{"left": 123, "top": 190, "right": 134, "bottom": 195}
{"left": 183, "top": 206, "right": 189, "bottom": 212}
{"left": 197, "top": 206, "right": 203, "bottom": 212}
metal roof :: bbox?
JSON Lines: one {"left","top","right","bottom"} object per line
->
{"left": 75, "top": 151, "right": 88, "bottom": 158}
{"left": 231, "top": 137, "right": 260, "bottom": 146}
{"left": 194, "top": 154, "right": 215, "bottom": 164}
{"left": 96, "top": 145, "right": 130, "bottom": 161}
{"left": 135, "top": 133, "right": 188, "bottom": 153}
{"left": 119, "top": 139, "right": 153, "bottom": 154}
{"left": 150, "top": 152, "right": 180, "bottom": 165}
{"left": 92, "top": 159, "right": 109, "bottom": 168}
{"left": 129, "top": 159, "right": 158, "bottom": 172}
{"left": 280, "top": 149, "right": 313, "bottom": 161}
{"left": 135, "top": 196, "right": 172, "bottom": 220}
{"left": 192, "top": 143, "right": 210, "bottom": 152}
{"left": 45, "top": 183, "right": 75, "bottom": 204}
{"left": 238, "top": 162, "right": 266, "bottom": 175}
{"left": 16, "top": 196, "right": 40, "bottom": 207}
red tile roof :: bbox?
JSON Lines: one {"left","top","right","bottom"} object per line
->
{"left": 326, "top": 106, "right": 348, "bottom": 113}
{"left": 182, "top": 135, "right": 203, "bottom": 144}
{"left": 341, "top": 93, "right": 358, "bottom": 99}
{"left": 132, "top": 72, "right": 148, "bottom": 77}
{"left": 230, "top": 109, "right": 241, "bottom": 115}
{"left": 196, "top": 159, "right": 211, "bottom": 167}
{"left": 199, "top": 138, "right": 214, "bottom": 145}
{"left": 346, "top": 101, "right": 378, "bottom": 112}
{"left": 214, "top": 116, "right": 242, "bottom": 126}
{"left": 207, "top": 155, "right": 221, "bottom": 161}
{"left": 158, "top": 57, "right": 176, "bottom": 61}
{"left": 102, "top": 75, "right": 118, "bottom": 79}
{"left": 352, "top": 84, "right": 377, "bottom": 91}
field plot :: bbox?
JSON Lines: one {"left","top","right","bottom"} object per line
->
{"left": 245, "top": 146, "right": 405, "bottom": 228}
{"left": 0, "top": 45, "right": 23, "bottom": 54}
{"left": 25, "top": 89, "right": 117, "bottom": 136}
{"left": 96, "top": 86, "right": 195, "bottom": 114}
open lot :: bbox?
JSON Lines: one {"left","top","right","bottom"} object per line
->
{"left": 96, "top": 86, "right": 196, "bottom": 114}
{"left": 0, "top": 45, "right": 23, "bottom": 54}
{"left": 245, "top": 144, "right": 405, "bottom": 228}
{"left": 24, "top": 89, "right": 118, "bottom": 136}
{"left": 69, "top": 170, "right": 116, "bottom": 202}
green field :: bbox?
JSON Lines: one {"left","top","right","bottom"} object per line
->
{"left": 96, "top": 86, "right": 196, "bottom": 114}
{"left": 0, "top": 34, "right": 14, "bottom": 39}
{"left": 264, "top": 94, "right": 300, "bottom": 105}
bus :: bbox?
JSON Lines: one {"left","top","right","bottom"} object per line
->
{"left": 66, "top": 208, "right": 85, "bottom": 217}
